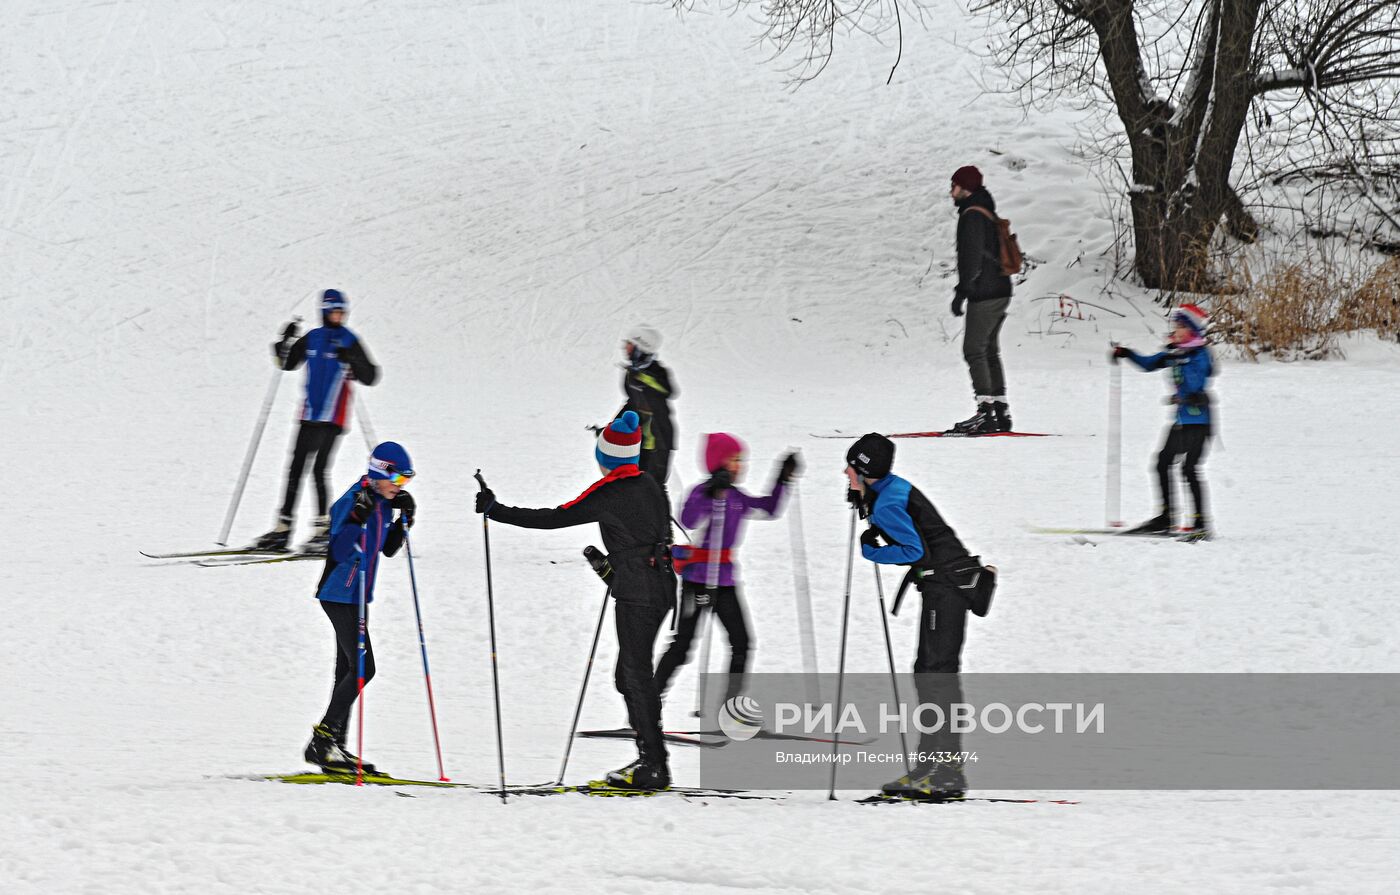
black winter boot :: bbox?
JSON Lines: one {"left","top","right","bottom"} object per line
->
{"left": 1127, "top": 513, "right": 1174, "bottom": 535}
{"left": 304, "top": 723, "right": 376, "bottom": 774}
{"left": 950, "top": 403, "right": 997, "bottom": 435}
{"left": 604, "top": 756, "right": 671, "bottom": 791}
{"left": 992, "top": 401, "right": 1013, "bottom": 433}
{"left": 254, "top": 517, "right": 292, "bottom": 552}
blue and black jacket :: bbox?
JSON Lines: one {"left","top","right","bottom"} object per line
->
{"left": 315, "top": 479, "right": 405, "bottom": 604}
{"left": 282, "top": 326, "right": 379, "bottom": 429}
{"left": 861, "top": 474, "right": 969, "bottom": 572}
{"left": 1123, "top": 344, "right": 1214, "bottom": 426}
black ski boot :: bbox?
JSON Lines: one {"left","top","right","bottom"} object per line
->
{"left": 304, "top": 723, "right": 376, "bottom": 774}
{"left": 604, "top": 756, "right": 671, "bottom": 791}
{"left": 301, "top": 515, "right": 331, "bottom": 554}
{"left": 253, "top": 517, "right": 293, "bottom": 552}
{"left": 1126, "top": 513, "right": 1174, "bottom": 536}
{"left": 949, "top": 403, "right": 997, "bottom": 435}
{"left": 992, "top": 401, "right": 1013, "bottom": 433}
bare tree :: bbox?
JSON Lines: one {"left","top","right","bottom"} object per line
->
{"left": 672, "top": 1, "right": 1400, "bottom": 290}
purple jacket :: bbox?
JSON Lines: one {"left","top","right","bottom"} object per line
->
{"left": 676, "top": 479, "right": 787, "bottom": 586}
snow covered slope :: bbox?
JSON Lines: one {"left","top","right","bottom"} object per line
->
{"left": 3, "top": 1, "right": 1398, "bottom": 892}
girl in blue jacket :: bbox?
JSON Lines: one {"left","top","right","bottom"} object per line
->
{"left": 1112, "top": 304, "right": 1215, "bottom": 540}
{"left": 303, "top": 441, "right": 416, "bottom": 772}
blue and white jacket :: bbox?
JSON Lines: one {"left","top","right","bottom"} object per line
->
{"left": 315, "top": 479, "right": 405, "bottom": 604}
{"left": 1123, "top": 344, "right": 1214, "bottom": 426}
{"left": 283, "top": 326, "right": 379, "bottom": 428}
{"left": 861, "top": 474, "right": 968, "bottom": 571}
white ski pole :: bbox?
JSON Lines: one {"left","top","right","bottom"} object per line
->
{"left": 218, "top": 367, "right": 283, "bottom": 545}
{"left": 692, "top": 492, "right": 727, "bottom": 718}
{"left": 1107, "top": 349, "right": 1123, "bottom": 528}
{"left": 787, "top": 479, "right": 821, "bottom": 709}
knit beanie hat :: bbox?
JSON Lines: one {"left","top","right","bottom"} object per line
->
{"left": 702, "top": 433, "right": 745, "bottom": 473}
{"left": 367, "top": 441, "right": 413, "bottom": 480}
{"left": 596, "top": 411, "right": 643, "bottom": 470}
{"left": 950, "top": 166, "right": 983, "bottom": 192}
{"left": 846, "top": 433, "right": 895, "bottom": 480}
{"left": 1171, "top": 303, "right": 1208, "bottom": 335}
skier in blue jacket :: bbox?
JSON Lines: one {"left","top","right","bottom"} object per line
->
{"left": 303, "top": 441, "right": 415, "bottom": 772}
{"left": 256, "top": 289, "right": 379, "bottom": 553}
{"left": 1113, "top": 303, "right": 1216, "bottom": 540}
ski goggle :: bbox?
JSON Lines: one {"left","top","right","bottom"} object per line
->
{"left": 385, "top": 465, "right": 414, "bottom": 486}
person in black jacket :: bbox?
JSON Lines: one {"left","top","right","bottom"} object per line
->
{"left": 618, "top": 325, "right": 677, "bottom": 489}
{"left": 257, "top": 289, "right": 380, "bottom": 553}
{"left": 947, "top": 167, "right": 1014, "bottom": 436}
{"left": 847, "top": 432, "right": 984, "bottom": 801}
{"left": 475, "top": 411, "right": 677, "bottom": 791}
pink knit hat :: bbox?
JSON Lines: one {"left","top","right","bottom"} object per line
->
{"left": 702, "top": 433, "right": 745, "bottom": 473}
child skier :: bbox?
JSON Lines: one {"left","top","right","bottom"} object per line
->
{"left": 653, "top": 435, "right": 800, "bottom": 703}
{"left": 847, "top": 432, "right": 990, "bottom": 802}
{"left": 475, "top": 412, "right": 677, "bottom": 791}
{"left": 303, "top": 441, "right": 416, "bottom": 772}
{"left": 1112, "top": 303, "right": 1216, "bottom": 540}
{"left": 256, "top": 289, "right": 380, "bottom": 554}
{"left": 617, "top": 325, "right": 677, "bottom": 489}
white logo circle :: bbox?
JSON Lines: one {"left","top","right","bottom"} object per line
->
{"left": 717, "top": 696, "right": 764, "bottom": 741}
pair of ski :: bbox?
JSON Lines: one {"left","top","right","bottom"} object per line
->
{"left": 812, "top": 430, "right": 1059, "bottom": 440}
{"left": 576, "top": 727, "right": 876, "bottom": 749}
{"left": 140, "top": 546, "right": 325, "bottom": 567}
{"left": 1028, "top": 526, "right": 1212, "bottom": 543}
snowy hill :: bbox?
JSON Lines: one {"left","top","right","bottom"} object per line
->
{"left": 4, "top": 1, "right": 1398, "bottom": 892}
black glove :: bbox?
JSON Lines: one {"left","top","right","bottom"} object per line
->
{"left": 348, "top": 484, "right": 375, "bottom": 525}
{"left": 583, "top": 545, "right": 613, "bottom": 582}
{"left": 951, "top": 293, "right": 966, "bottom": 318}
{"left": 705, "top": 468, "right": 733, "bottom": 498}
{"left": 846, "top": 488, "right": 870, "bottom": 519}
{"left": 778, "top": 452, "right": 802, "bottom": 484}
{"left": 1111, "top": 345, "right": 1131, "bottom": 359}
{"left": 391, "top": 490, "right": 415, "bottom": 528}
{"left": 272, "top": 320, "right": 300, "bottom": 363}
{"left": 860, "top": 527, "right": 882, "bottom": 550}
{"left": 474, "top": 488, "right": 496, "bottom": 515}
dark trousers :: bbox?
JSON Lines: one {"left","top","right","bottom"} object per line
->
{"left": 640, "top": 447, "right": 672, "bottom": 488}
{"left": 1156, "top": 424, "right": 1211, "bottom": 519}
{"left": 912, "top": 581, "right": 968, "bottom": 766}
{"left": 963, "top": 296, "right": 1010, "bottom": 397}
{"left": 319, "top": 599, "right": 374, "bottom": 734}
{"left": 280, "top": 422, "right": 344, "bottom": 519}
{"left": 653, "top": 582, "right": 752, "bottom": 701}
{"left": 613, "top": 600, "right": 670, "bottom": 765}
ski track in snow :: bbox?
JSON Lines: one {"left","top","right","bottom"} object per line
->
{"left": 3, "top": 1, "right": 1399, "bottom": 892}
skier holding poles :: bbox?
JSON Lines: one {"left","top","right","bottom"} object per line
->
{"left": 845, "top": 433, "right": 995, "bottom": 802}
{"left": 303, "top": 441, "right": 416, "bottom": 773}
{"left": 255, "top": 289, "right": 380, "bottom": 554}
{"left": 474, "top": 411, "right": 677, "bottom": 791}
{"left": 654, "top": 434, "right": 802, "bottom": 705}
{"left": 1112, "top": 303, "right": 1216, "bottom": 541}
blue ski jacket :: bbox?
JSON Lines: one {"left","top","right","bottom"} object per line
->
{"left": 282, "top": 326, "right": 379, "bottom": 428}
{"left": 1123, "top": 345, "right": 1215, "bottom": 426}
{"left": 315, "top": 479, "right": 405, "bottom": 604}
{"left": 861, "top": 474, "right": 968, "bottom": 570}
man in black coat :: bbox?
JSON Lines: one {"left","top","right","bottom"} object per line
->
{"left": 947, "top": 166, "right": 1014, "bottom": 435}
{"left": 475, "top": 410, "right": 677, "bottom": 790}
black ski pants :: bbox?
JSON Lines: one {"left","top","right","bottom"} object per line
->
{"left": 280, "top": 421, "right": 344, "bottom": 520}
{"left": 640, "top": 447, "right": 672, "bottom": 490}
{"left": 319, "top": 599, "right": 374, "bottom": 734}
{"left": 613, "top": 600, "right": 670, "bottom": 765}
{"left": 912, "top": 580, "right": 968, "bottom": 767}
{"left": 1156, "top": 424, "right": 1211, "bottom": 520}
{"left": 653, "top": 582, "right": 752, "bottom": 702}
{"left": 963, "top": 296, "right": 1011, "bottom": 398}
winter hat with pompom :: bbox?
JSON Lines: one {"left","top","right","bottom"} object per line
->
{"left": 596, "top": 411, "right": 643, "bottom": 470}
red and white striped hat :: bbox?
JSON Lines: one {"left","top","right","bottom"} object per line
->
{"left": 1171, "top": 303, "right": 1208, "bottom": 334}
{"left": 595, "top": 411, "right": 643, "bottom": 470}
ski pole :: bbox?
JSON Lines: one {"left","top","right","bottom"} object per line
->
{"left": 404, "top": 529, "right": 449, "bottom": 781}
{"left": 1107, "top": 347, "right": 1123, "bottom": 528}
{"left": 786, "top": 479, "right": 821, "bottom": 709}
{"left": 873, "top": 565, "right": 912, "bottom": 777}
{"left": 556, "top": 587, "right": 611, "bottom": 785}
{"left": 692, "top": 492, "right": 728, "bottom": 718}
{"left": 353, "top": 392, "right": 378, "bottom": 453}
{"left": 355, "top": 520, "right": 369, "bottom": 785}
{"left": 828, "top": 505, "right": 858, "bottom": 801}
{"left": 217, "top": 366, "right": 283, "bottom": 545}
{"left": 475, "top": 470, "right": 508, "bottom": 803}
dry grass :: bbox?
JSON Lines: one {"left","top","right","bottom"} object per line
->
{"left": 1210, "top": 256, "right": 1400, "bottom": 359}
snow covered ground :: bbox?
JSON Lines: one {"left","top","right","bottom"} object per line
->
{"left": 3, "top": 1, "right": 1398, "bottom": 892}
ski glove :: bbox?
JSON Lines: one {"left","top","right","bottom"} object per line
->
{"left": 950, "top": 294, "right": 966, "bottom": 318}
{"left": 778, "top": 452, "right": 802, "bottom": 484}
{"left": 391, "top": 490, "right": 415, "bottom": 528}
{"left": 705, "top": 468, "right": 733, "bottom": 498}
{"left": 474, "top": 488, "right": 496, "bottom": 515}
{"left": 860, "top": 527, "right": 882, "bottom": 550}
{"left": 846, "top": 488, "right": 871, "bottom": 519}
{"left": 1111, "top": 345, "right": 1131, "bottom": 360}
{"left": 273, "top": 320, "right": 300, "bottom": 363}
{"left": 348, "top": 485, "right": 376, "bottom": 525}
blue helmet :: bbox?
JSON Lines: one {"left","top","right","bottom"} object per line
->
{"left": 367, "top": 441, "right": 414, "bottom": 482}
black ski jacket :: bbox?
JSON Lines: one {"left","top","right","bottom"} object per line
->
{"left": 488, "top": 466, "right": 676, "bottom": 608}
{"left": 618, "top": 360, "right": 677, "bottom": 456}
{"left": 954, "top": 187, "right": 1013, "bottom": 302}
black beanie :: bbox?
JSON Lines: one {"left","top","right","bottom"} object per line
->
{"left": 847, "top": 433, "right": 895, "bottom": 479}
